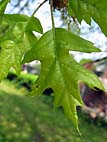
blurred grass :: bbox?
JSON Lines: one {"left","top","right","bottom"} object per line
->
{"left": 0, "top": 80, "right": 107, "bottom": 142}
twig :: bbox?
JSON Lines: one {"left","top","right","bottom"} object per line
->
{"left": 82, "top": 56, "right": 107, "bottom": 65}
{"left": 32, "top": 0, "right": 48, "bottom": 16}
{"left": 50, "top": 0, "right": 55, "bottom": 30}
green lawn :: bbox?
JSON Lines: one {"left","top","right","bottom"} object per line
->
{"left": 0, "top": 81, "right": 107, "bottom": 142}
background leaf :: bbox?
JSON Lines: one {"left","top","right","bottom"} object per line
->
{"left": 0, "top": 14, "right": 43, "bottom": 80}
{"left": 69, "top": 0, "right": 107, "bottom": 36}
{"left": 0, "top": 0, "right": 9, "bottom": 14}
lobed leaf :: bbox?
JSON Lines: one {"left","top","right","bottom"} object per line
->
{"left": 0, "top": 14, "right": 43, "bottom": 80}
{"left": 69, "top": 0, "right": 107, "bottom": 36}
{"left": 23, "top": 28, "right": 104, "bottom": 129}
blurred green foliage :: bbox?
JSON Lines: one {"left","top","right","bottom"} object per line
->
{"left": 0, "top": 80, "right": 107, "bottom": 142}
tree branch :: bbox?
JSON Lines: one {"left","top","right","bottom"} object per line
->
{"left": 32, "top": 0, "right": 48, "bottom": 16}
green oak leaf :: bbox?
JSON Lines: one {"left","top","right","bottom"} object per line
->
{"left": 23, "top": 28, "right": 104, "bottom": 129}
{"left": 0, "top": 14, "right": 43, "bottom": 80}
{"left": 69, "top": 0, "right": 107, "bottom": 36}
